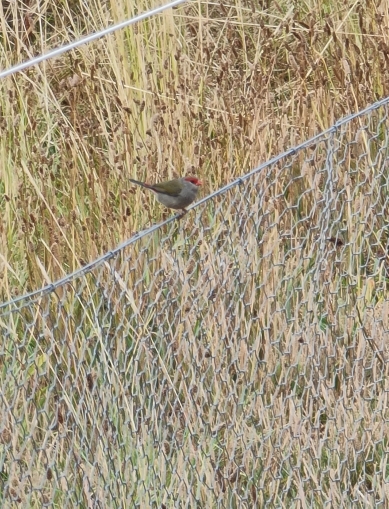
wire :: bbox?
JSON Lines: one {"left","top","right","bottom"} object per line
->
{"left": 0, "top": 0, "right": 188, "bottom": 79}
{"left": 1, "top": 94, "right": 389, "bottom": 314}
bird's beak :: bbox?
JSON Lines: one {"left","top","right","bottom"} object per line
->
{"left": 197, "top": 180, "right": 203, "bottom": 186}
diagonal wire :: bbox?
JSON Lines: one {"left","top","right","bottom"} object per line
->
{"left": 1, "top": 94, "right": 389, "bottom": 313}
{"left": 0, "top": 0, "right": 188, "bottom": 79}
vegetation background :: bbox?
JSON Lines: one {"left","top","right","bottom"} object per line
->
{"left": 0, "top": 0, "right": 389, "bottom": 507}
{"left": 1, "top": 0, "right": 387, "bottom": 299}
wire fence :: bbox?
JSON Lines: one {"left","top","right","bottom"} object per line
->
{"left": 2, "top": 97, "right": 389, "bottom": 507}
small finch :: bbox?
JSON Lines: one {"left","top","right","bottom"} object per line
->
{"left": 129, "top": 176, "right": 202, "bottom": 214}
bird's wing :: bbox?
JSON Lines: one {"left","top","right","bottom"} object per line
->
{"left": 152, "top": 179, "right": 182, "bottom": 196}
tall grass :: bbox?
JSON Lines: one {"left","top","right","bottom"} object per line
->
{"left": 1, "top": 0, "right": 389, "bottom": 507}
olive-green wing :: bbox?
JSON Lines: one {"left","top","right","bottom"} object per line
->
{"left": 152, "top": 178, "right": 182, "bottom": 196}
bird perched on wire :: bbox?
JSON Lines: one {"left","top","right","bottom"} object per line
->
{"left": 129, "top": 176, "right": 202, "bottom": 215}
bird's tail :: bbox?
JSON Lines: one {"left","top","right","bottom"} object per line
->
{"left": 129, "top": 178, "right": 153, "bottom": 189}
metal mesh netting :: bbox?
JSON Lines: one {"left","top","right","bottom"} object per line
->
{"left": 2, "top": 101, "right": 389, "bottom": 507}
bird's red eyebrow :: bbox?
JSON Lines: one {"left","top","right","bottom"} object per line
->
{"left": 186, "top": 177, "right": 202, "bottom": 185}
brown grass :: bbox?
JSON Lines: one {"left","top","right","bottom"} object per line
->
{"left": 1, "top": 0, "right": 389, "bottom": 507}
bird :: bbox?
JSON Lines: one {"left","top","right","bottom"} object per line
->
{"left": 129, "top": 176, "right": 202, "bottom": 215}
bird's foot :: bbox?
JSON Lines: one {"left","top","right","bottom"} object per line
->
{"left": 177, "top": 209, "right": 187, "bottom": 218}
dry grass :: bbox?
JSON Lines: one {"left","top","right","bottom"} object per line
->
{"left": 1, "top": 0, "right": 389, "bottom": 507}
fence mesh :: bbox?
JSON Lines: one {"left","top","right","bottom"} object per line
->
{"left": 2, "top": 100, "right": 389, "bottom": 507}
